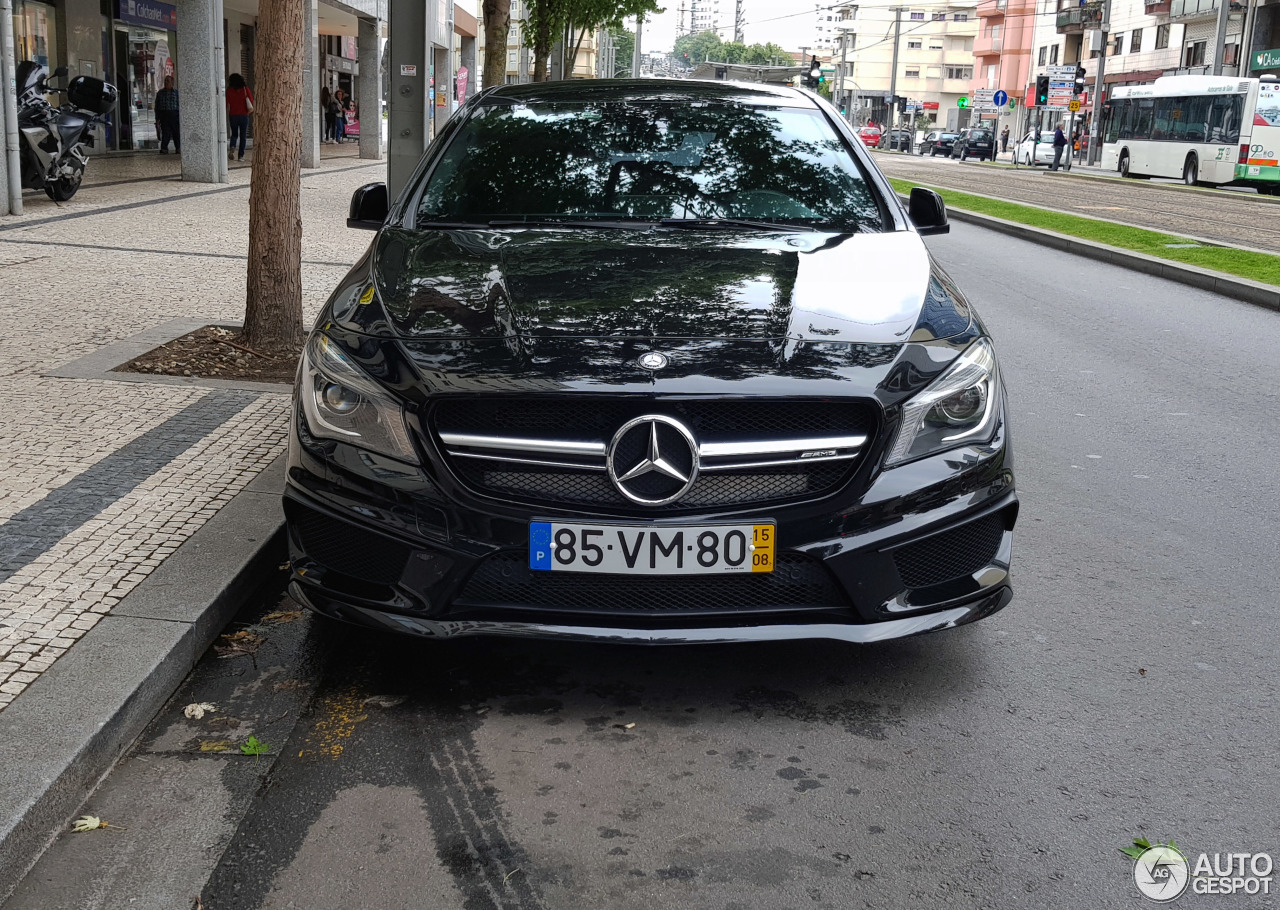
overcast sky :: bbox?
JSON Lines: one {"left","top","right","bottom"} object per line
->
{"left": 631, "top": 1, "right": 827, "bottom": 54}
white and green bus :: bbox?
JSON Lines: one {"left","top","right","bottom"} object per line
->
{"left": 1101, "top": 74, "right": 1280, "bottom": 194}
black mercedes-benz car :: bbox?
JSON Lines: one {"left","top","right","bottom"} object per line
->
{"left": 285, "top": 79, "right": 1016, "bottom": 645}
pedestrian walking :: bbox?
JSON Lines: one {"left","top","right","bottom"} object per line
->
{"left": 321, "top": 85, "right": 334, "bottom": 143}
{"left": 1050, "top": 121, "right": 1067, "bottom": 171}
{"left": 1000, "top": 125, "right": 1009, "bottom": 153}
{"left": 226, "top": 73, "right": 254, "bottom": 161}
{"left": 155, "top": 75, "right": 180, "bottom": 154}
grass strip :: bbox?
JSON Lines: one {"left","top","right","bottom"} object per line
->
{"left": 889, "top": 177, "right": 1280, "bottom": 287}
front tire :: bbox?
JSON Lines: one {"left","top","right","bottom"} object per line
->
{"left": 1182, "top": 155, "right": 1198, "bottom": 186}
{"left": 1119, "top": 152, "right": 1132, "bottom": 178}
{"left": 44, "top": 162, "right": 84, "bottom": 202}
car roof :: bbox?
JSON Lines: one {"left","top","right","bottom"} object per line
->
{"left": 481, "top": 78, "right": 821, "bottom": 109}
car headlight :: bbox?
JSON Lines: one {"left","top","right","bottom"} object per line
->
{"left": 885, "top": 338, "right": 1000, "bottom": 466}
{"left": 298, "top": 333, "right": 419, "bottom": 464}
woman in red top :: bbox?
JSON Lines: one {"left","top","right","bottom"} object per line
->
{"left": 226, "top": 73, "right": 253, "bottom": 161}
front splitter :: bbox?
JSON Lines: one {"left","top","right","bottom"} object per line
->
{"left": 290, "top": 582, "right": 1011, "bottom": 645}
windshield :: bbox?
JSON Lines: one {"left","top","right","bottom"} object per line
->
{"left": 416, "top": 101, "right": 884, "bottom": 231}
{"left": 969, "top": 130, "right": 993, "bottom": 140}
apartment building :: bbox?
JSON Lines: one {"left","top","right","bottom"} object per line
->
{"left": 501, "top": 0, "right": 604, "bottom": 83}
{"left": 971, "top": 0, "right": 1036, "bottom": 137}
{"left": 830, "top": 1, "right": 980, "bottom": 127}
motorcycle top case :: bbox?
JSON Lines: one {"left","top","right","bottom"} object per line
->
{"left": 67, "top": 76, "right": 117, "bottom": 115}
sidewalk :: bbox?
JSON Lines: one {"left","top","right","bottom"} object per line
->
{"left": 0, "top": 146, "right": 377, "bottom": 710}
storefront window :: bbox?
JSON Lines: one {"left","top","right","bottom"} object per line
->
{"left": 113, "top": 25, "right": 175, "bottom": 149}
{"left": 14, "top": 0, "right": 60, "bottom": 71}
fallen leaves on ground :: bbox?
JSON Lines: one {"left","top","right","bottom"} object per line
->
{"left": 72, "top": 816, "right": 124, "bottom": 832}
{"left": 215, "top": 630, "right": 265, "bottom": 659}
{"left": 261, "top": 609, "right": 304, "bottom": 624}
{"left": 184, "top": 702, "right": 218, "bottom": 720}
{"left": 199, "top": 740, "right": 234, "bottom": 752}
{"left": 613, "top": 722, "right": 636, "bottom": 731}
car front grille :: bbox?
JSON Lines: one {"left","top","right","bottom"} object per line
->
{"left": 454, "top": 550, "right": 850, "bottom": 615}
{"left": 891, "top": 513, "right": 1005, "bottom": 589}
{"left": 429, "top": 397, "right": 878, "bottom": 513}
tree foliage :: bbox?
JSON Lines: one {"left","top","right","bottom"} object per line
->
{"left": 610, "top": 25, "right": 635, "bottom": 77}
{"left": 672, "top": 30, "right": 791, "bottom": 68}
{"left": 525, "top": 0, "right": 662, "bottom": 80}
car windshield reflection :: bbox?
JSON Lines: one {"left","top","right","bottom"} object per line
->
{"left": 416, "top": 101, "right": 884, "bottom": 233}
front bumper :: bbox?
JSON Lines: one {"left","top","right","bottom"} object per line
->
{"left": 283, "top": 399, "right": 1018, "bottom": 644}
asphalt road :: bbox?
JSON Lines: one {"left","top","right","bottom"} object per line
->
{"left": 8, "top": 222, "right": 1280, "bottom": 910}
{"left": 874, "top": 150, "right": 1280, "bottom": 253}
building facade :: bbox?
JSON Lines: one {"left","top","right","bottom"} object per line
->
{"left": 831, "top": 1, "right": 980, "bottom": 128}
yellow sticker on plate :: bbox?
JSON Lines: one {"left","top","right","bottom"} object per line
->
{"left": 358, "top": 286, "right": 376, "bottom": 305}
{"left": 751, "top": 524, "right": 776, "bottom": 573}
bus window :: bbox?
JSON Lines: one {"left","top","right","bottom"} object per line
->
{"left": 1152, "top": 96, "right": 1183, "bottom": 140}
{"left": 1132, "top": 98, "right": 1155, "bottom": 141}
{"left": 1108, "top": 99, "right": 1128, "bottom": 142}
{"left": 1172, "top": 96, "right": 1210, "bottom": 141}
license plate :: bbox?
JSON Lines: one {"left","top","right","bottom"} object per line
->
{"left": 1248, "top": 166, "right": 1261, "bottom": 176}
{"left": 529, "top": 521, "right": 775, "bottom": 575}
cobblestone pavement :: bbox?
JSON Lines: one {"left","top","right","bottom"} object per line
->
{"left": 872, "top": 150, "right": 1280, "bottom": 252}
{"left": 0, "top": 146, "right": 379, "bottom": 708}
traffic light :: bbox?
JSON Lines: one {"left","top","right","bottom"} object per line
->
{"left": 806, "top": 56, "right": 821, "bottom": 89}
{"left": 957, "top": 96, "right": 968, "bottom": 109}
{"left": 1035, "top": 75, "right": 1050, "bottom": 106}
{"left": 1073, "top": 63, "right": 1086, "bottom": 95}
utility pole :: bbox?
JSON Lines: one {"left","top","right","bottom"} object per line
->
{"left": 1087, "top": 0, "right": 1112, "bottom": 165}
{"left": 887, "top": 6, "right": 905, "bottom": 136}
{"left": 633, "top": 14, "right": 644, "bottom": 78}
{"left": 734, "top": 0, "right": 745, "bottom": 43}
{"left": 835, "top": 31, "right": 845, "bottom": 111}
{"left": 1212, "top": 0, "right": 1231, "bottom": 74}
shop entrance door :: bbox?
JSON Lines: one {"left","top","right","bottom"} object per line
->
{"left": 113, "top": 25, "right": 175, "bottom": 150}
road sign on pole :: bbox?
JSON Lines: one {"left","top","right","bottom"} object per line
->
{"left": 1068, "top": 99, "right": 1081, "bottom": 112}
{"left": 993, "top": 90, "right": 1008, "bottom": 107}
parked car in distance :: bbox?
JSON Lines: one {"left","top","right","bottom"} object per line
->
{"left": 1015, "top": 130, "right": 1056, "bottom": 166}
{"left": 856, "top": 124, "right": 882, "bottom": 146}
{"left": 291, "top": 79, "right": 1017, "bottom": 647}
{"left": 951, "top": 127, "right": 995, "bottom": 161}
{"left": 878, "top": 129, "right": 913, "bottom": 151}
{"left": 918, "top": 130, "right": 959, "bottom": 156}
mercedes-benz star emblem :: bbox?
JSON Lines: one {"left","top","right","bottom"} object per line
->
{"left": 637, "top": 352, "right": 669, "bottom": 371}
{"left": 607, "top": 415, "right": 699, "bottom": 506}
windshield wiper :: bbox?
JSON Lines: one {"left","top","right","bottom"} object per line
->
{"left": 659, "top": 218, "right": 819, "bottom": 233}
{"left": 487, "top": 218, "right": 656, "bottom": 229}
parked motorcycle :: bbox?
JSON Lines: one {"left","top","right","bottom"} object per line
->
{"left": 16, "top": 62, "right": 118, "bottom": 202}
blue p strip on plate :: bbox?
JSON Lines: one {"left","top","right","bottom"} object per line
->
{"left": 529, "top": 522, "right": 553, "bottom": 571}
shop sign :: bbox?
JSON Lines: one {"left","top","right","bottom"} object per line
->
{"left": 1253, "top": 48, "right": 1280, "bottom": 72}
{"left": 116, "top": 0, "right": 177, "bottom": 30}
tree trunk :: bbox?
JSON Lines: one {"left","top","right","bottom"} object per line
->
{"left": 533, "top": 53, "right": 548, "bottom": 81}
{"left": 566, "top": 26, "right": 587, "bottom": 78}
{"left": 481, "top": 0, "right": 510, "bottom": 89}
{"left": 242, "top": 0, "right": 305, "bottom": 355}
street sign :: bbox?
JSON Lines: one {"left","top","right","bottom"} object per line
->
{"left": 992, "top": 90, "right": 1008, "bottom": 107}
{"left": 1068, "top": 99, "right": 1081, "bottom": 112}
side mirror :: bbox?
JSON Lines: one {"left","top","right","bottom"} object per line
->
{"left": 908, "top": 187, "right": 949, "bottom": 236}
{"left": 348, "top": 182, "right": 388, "bottom": 230}
{"left": 52, "top": 65, "right": 68, "bottom": 78}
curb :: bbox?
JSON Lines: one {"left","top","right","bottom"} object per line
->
{"left": 1038, "top": 165, "right": 1280, "bottom": 204}
{"left": 0, "top": 455, "right": 287, "bottom": 905}
{"left": 907, "top": 197, "right": 1280, "bottom": 311}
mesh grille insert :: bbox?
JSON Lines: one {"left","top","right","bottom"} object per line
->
{"left": 293, "top": 509, "right": 411, "bottom": 585}
{"left": 891, "top": 513, "right": 1005, "bottom": 589}
{"left": 431, "top": 397, "right": 877, "bottom": 512}
{"left": 456, "top": 550, "right": 849, "bottom": 615}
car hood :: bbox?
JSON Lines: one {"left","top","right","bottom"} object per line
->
{"left": 356, "top": 227, "right": 969, "bottom": 346}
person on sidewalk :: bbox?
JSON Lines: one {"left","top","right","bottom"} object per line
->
{"left": 155, "top": 75, "right": 180, "bottom": 155}
{"left": 226, "top": 73, "right": 254, "bottom": 162}
{"left": 334, "top": 89, "right": 349, "bottom": 143}
{"left": 320, "top": 85, "right": 334, "bottom": 143}
{"left": 1000, "top": 125, "right": 1009, "bottom": 154}
{"left": 1050, "top": 122, "right": 1067, "bottom": 171}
